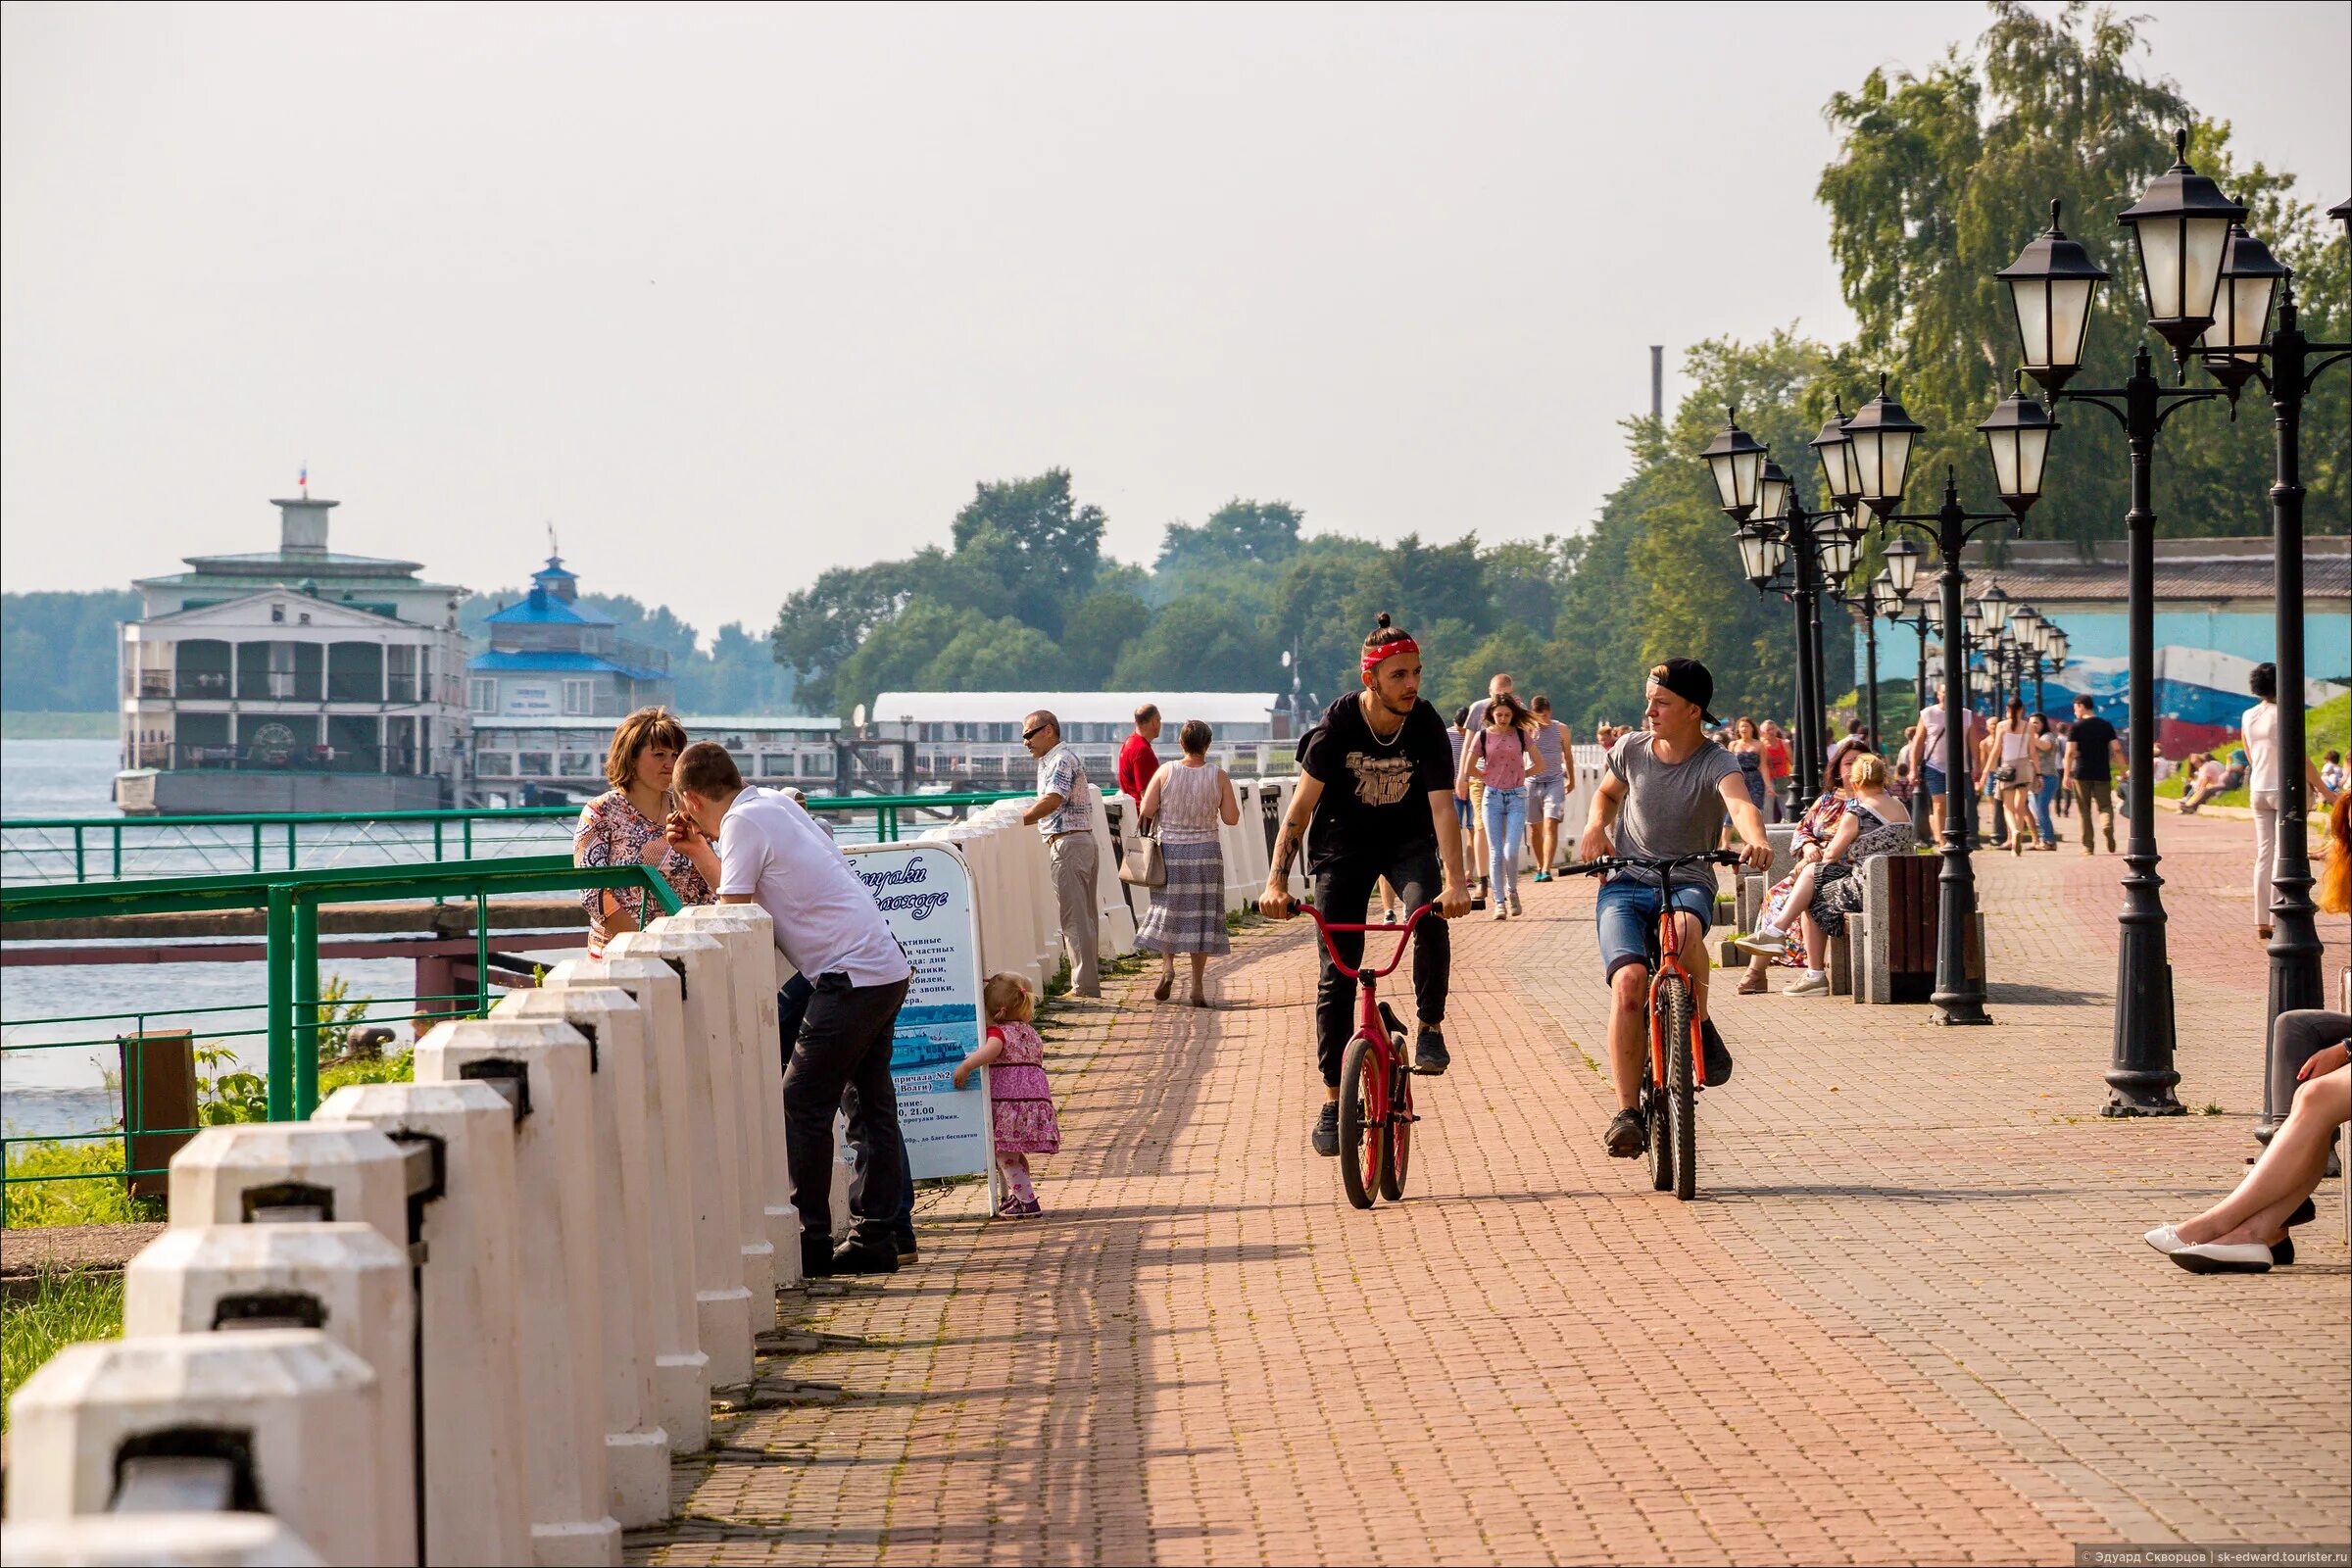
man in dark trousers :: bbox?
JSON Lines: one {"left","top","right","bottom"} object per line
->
{"left": 673, "top": 742, "right": 913, "bottom": 1277}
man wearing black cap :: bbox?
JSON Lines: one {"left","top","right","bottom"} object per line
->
{"left": 1577, "top": 659, "right": 1773, "bottom": 1159}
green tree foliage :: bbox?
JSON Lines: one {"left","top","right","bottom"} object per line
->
{"left": 1819, "top": 1, "right": 2344, "bottom": 549}
{"left": 948, "top": 469, "right": 1105, "bottom": 640}
{"left": 0, "top": 591, "right": 141, "bottom": 710}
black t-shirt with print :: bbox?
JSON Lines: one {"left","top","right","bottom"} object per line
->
{"left": 1298, "top": 693, "right": 1456, "bottom": 874}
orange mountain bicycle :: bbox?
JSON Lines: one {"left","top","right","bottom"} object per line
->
{"left": 1557, "top": 850, "right": 1739, "bottom": 1200}
{"left": 1299, "top": 902, "right": 1439, "bottom": 1209}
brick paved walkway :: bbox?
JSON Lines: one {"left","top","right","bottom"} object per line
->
{"left": 641, "top": 812, "right": 2349, "bottom": 1565}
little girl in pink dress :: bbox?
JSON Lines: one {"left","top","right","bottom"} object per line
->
{"left": 953, "top": 972, "right": 1061, "bottom": 1218}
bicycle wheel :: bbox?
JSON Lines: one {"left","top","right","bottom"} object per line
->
{"left": 1643, "top": 1050, "right": 1673, "bottom": 1192}
{"left": 1336, "top": 1033, "right": 1385, "bottom": 1209}
{"left": 1379, "top": 1052, "right": 1411, "bottom": 1200}
{"left": 1658, "top": 973, "right": 1697, "bottom": 1200}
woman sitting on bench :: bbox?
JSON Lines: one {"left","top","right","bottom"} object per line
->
{"left": 1738, "top": 753, "right": 1915, "bottom": 998}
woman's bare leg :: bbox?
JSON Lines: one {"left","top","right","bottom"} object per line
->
{"left": 1774, "top": 863, "right": 1820, "bottom": 927}
{"left": 1800, "top": 910, "right": 1828, "bottom": 971}
{"left": 1189, "top": 952, "right": 1208, "bottom": 1004}
{"left": 2176, "top": 1066, "right": 2347, "bottom": 1245}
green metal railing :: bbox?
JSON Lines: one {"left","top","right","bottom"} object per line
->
{"left": 0, "top": 793, "right": 1027, "bottom": 886}
{"left": 1, "top": 857, "right": 680, "bottom": 1223}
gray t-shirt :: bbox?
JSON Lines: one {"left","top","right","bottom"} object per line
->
{"left": 1605, "top": 731, "right": 1740, "bottom": 890}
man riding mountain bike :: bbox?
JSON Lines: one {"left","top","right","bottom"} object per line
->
{"left": 1260, "top": 613, "right": 1474, "bottom": 1156}
{"left": 1577, "top": 659, "right": 1773, "bottom": 1159}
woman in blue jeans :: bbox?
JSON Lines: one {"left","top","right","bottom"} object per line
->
{"left": 1456, "top": 693, "right": 1551, "bottom": 919}
{"left": 2029, "top": 713, "right": 2061, "bottom": 849}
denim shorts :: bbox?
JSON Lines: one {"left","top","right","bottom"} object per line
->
{"left": 1595, "top": 876, "right": 1718, "bottom": 981}
{"left": 1922, "top": 764, "right": 1948, "bottom": 798}
{"left": 1526, "top": 774, "right": 1568, "bottom": 820}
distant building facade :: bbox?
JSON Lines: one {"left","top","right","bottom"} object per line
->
{"left": 466, "top": 555, "right": 673, "bottom": 720}
{"left": 868, "top": 691, "right": 1288, "bottom": 786}
{"left": 1857, "top": 536, "right": 2349, "bottom": 758}
{"left": 119, "top": 493, "right": 472, "bottom": 813}
{"left": 470, "top": 714, "right": 839, "bottom": 805}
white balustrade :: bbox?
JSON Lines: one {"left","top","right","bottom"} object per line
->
{"left": 493, "top": 986, "right": 669, "bottom": 1528}
{"left": 539, "top": 957, "right": 710, "bottom": 1454}
{"left": 603, "top": 928, "right": 755, "bottom": 1390}
{"left": 667, "top": 906, "right": 796, "bottom": 1292}
{"left": 1082, "top": 782, "right": 1138, "bottom": 955}
{"left": 412, "top": 1018, "right": 619, "bottom": 1568}
{"left": 0, "top": 1512, "right": 324, "bottom": 1566}
{"left": 5, "top": 1331, "right": 383, "bottom": 1566}
{"left": 122, "top": 1225, "right": 415, "bottom": 1565}
{"left": 312, "top": 1081, "right": 534, "bottom": 1568}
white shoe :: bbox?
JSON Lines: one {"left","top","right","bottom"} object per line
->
{"left": 2142, "top": 1224, "right": 2186, "bottom": 1255}
{"left": 1507, "top": 892, "right": 1523, "bottom": 917}
{"left": 1493, "top": 904, "right": 1509, "bottom": 921}
{"left": 2170, "top": 1240, "right": 2273, "bottom": 1274}
{"left": 1783, "top": 973, "right": 1831, "bottom": 997}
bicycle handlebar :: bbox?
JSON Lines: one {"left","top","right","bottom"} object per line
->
{"left": 1554, "top": 849, "right": 1742, "bottom": 878}
{"left": 1295, "top": 901, "right": 1439, "bottom": 981}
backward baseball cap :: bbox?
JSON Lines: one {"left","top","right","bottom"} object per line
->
{"left": 1647, "top": 658, "right": 1720, "bottom": 726}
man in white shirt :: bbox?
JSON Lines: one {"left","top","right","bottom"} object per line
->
{"left": 1019, "top": 710, "right": 1102, "bottom": 997}
{"left": 673, "top": 742, "right": 913, "bottom": 1277}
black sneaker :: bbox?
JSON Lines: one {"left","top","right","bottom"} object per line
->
{"left": 1603, "top": 1108, "right": 1646, "bottom": 1158}
{"left": 1311, "top": 1102, "right": 1340, "bottom": 1157}
{"left": 800, "top": 1233, "right": 836, "bottom": 1280}
{"left": 1699, "top": 1018, "right": 1733, "bottom": 1086}
{"left": 1413, "top": 1026, "right": 1450, "bottom": 1076}
{"left": 829, "top": 1233, "right": 901, "bottom": 1275}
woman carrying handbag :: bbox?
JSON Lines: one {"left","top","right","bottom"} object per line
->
{"left": 1132, "top": 719, "right": 1243, "bottom": 1005}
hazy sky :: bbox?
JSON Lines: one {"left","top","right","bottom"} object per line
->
{"left": 4, "top": 2, "right": 2346, "bottom": 639}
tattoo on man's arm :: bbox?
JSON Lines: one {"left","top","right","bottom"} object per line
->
{"left": 1272, "top": 825, "right": 1302, "bottom": 876}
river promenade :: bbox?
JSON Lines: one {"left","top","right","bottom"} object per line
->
{"left": 638, "top": 808, "right": 2348, "bottom": 1565}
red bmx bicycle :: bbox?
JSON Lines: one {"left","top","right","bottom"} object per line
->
{"left": 1299, "top": 902, "right": 1439, "bottom": 1209}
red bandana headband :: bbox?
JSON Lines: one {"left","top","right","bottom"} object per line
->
{"left": 1362, "top": 637, "right": 1420, "bottom": 674}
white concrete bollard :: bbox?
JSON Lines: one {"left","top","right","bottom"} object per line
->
{"left": 987, "top": 801, "right": 1060, "bottom": 984}
{"left": 668, "top": 906, "right": 796, "bottom": 1291}
{"left": 311, "top": 1081, "right": 532, "bottom": 1568}
{"left": 603, "top": 928, "right": 755, "bottom": 1390}
{"left": 168, "top": 1123, "right": 409, "bottom": 1242}
{"left": 413, "top": 1018, "right": 619, "bottom": 1568}
{"left": 539, "top": 957, "right": 710, "bottom": 1455}
{"left": 123, "top": 1225, "right": 415, "bottom": 1566}
{"left": 0, "top": 1513, "right": 324, "bottom": 1566}
{"left": 493, "top": 986, "right": 669, "bottom": 1528}
{"left": 1083, "top": 783, "right": 1137, "bottom": 956}
{"left": 636, "top": 918, "right": 776, "bottom": 1309}
{"left": 5, "top": 1331, "right": 381, "bottom": 1566}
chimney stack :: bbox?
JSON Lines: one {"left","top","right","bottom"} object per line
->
{"left": 1650, "top": 346, "right": 1664, "bottom": 426}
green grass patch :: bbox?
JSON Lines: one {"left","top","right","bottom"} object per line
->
{"left": 0, "top": 710, "right": 116, "bottom": 740}
{"left": 2, "top": 1266, "right": 126, "bottom": 1430}
{"left": 2, "top": 1141, "right": 164, "bottom": 1229}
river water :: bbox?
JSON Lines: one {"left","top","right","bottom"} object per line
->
{"left": 1, "top": 739, "right": 582, "bottom": 1140}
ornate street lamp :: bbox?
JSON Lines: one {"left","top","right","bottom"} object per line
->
{"left": 2118, "top": 129, "right": 2247, "bottom": 362}
{"left": 1700, "top": 421, "right": 1833, "bottom": 811}
{"left": 1978, "top": 583, "right": 2012, "bottom": 636}
{"left": 1701, "top": 411, "right": 1768, "bottom": 519}
{"left": 1852, "top": 367, "right": 2043, "bottom": 1024}
{"left": 1883, "top": 537, "right": 1922, "bottom": 599}
{"left": 2197, "top": 224, "right": 2286, "bottom": 399}
{"left": 1978, "top": 377, "right": 2060, "bottom": 513}
{"left": 1997, "top": 201, "right": 2110, "bottom": 394}
{"left": 1811, "top": 401, "right": 1859, "bottom": 508}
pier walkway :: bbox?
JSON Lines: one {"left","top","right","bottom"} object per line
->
{"left": 642, "top": 808, "right": 2348, "bottom": 1565}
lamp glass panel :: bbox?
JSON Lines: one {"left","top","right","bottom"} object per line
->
{"left": 1706, "top": 452, "right": 1739, "bottom": 511}
{"left": 1737, "top": 530, "right": 1770, "bottom": 582}
{"left": 2181, "top": 217, "right": 2230, "bottom": 321}
{"left": 2050, "top": 276, "right": 2095, "bottom": 368}
{"left": 1986, "top": 427, "right": 2022, "bottom": 498}
{"left": 2011, "top": 280, "right": 2050, "bottom": 368}
{"left": 2135, "top": 220, "right": 2180, "bottom": 318}
{"left": 1761, "top": 532, "right": 1789, "bottom": 577}
{"left": 1756, "top": 466, "right": 1789, "bottom": 522}
{"left": 1981, "top": 591, "right": 2011, "bottom": 631}
{"left": 1849, "top": 430, "right": 1885, "bottom": 499}
{"left": 1816, "top": 433, "right": 1854, "bottom": 499}
{"left": 1732, "top": 447, "right": 1762, "bottom": 510}
{"left": 2015, "top": 423, "right": 2050, "bottom": 498}
{"left": 1886, "top": 542, "right": 1919, "bottom": 597}
{"left": 1866, "top": 428, "right": 1915, "bottom": 501}
{"left": 2222, "top": 272, "right": 2277, "bottom": 361}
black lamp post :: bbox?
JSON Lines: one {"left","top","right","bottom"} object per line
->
{"left": 1886, "top": 555, "right": 1937, "bottom": 839}
{"left": 1844, "top": 372, "right": 2037, "bottom": 1026}
{"left": 1998, "top": 140, "right": 2243, "bottom": 1114}
{"left": 1707, "top": 414, "right": 1838, "bottom": 812}
{"left": 2189, "top": 225, "right": 2352, "bottom": 1126}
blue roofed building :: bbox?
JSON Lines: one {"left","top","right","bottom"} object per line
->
{"left": 466, "top": 555, "right": 674, "bottom": 720}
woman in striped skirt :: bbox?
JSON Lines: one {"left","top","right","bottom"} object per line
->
{"left": 1135, "top": 718, "right": 1243, "bottom": 1006}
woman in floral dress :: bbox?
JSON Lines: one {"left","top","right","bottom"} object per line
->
{"left": 573, "top": 708, "right": 719, "bottom": 956}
